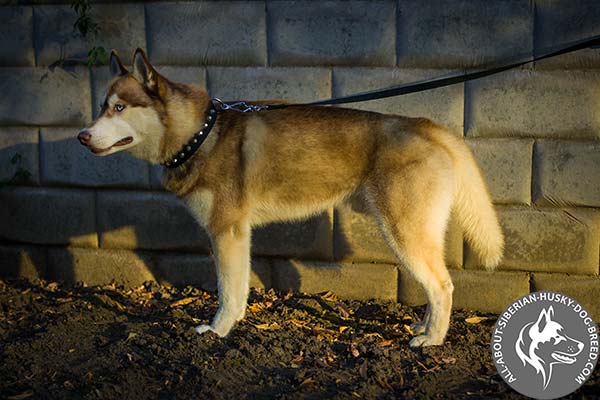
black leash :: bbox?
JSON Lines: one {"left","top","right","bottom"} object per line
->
{"left": 165, "top": 35, "right": 600, "bottom": 169}
{"left": 215, "top": 34, "right": 600, "bottom": 112}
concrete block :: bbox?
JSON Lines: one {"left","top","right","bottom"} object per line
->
{"left": 47, "top": 247, "right": 155, "bottom": 287}
{"left": 253, "top": 211, "right": 333, "bottom": 261}
{"left": 397, "top": 0, "right": 533, "bottom": 68}
{"left": 398, "top": 268, "right": 530, "bottom": 314}
{"left": 0, "top": 244, "right": 47, "bottom": 280}
{"left": 465, "top": 69, "right": 600, "bottom": 139}
{"left": 0, "top": 127, "right": 39, "bottom": 184}
{"left": 466, "top": 207, "right": 600, "bottom": 275}
{"left": 0, "top": 187, "right": 97, "bottom": 247}
{"left": 91, "top": 66, "right": 207, "bottom": 119}
{"left": 271, "top": 260, "right": 398, "bottom": 300}
{"left": 208, "top": 67, "right": 331, "bottom": 103}
{"left": 532, "top": 273, "right": 600, "bottom": 321}
{"left": 0, "top": 67, "right": 91, "bottom": 125}
{"left": 40, "top": 127, "right": 149, "bottom": 188}
{"left": 333, "top": 68, "right": 464, "bottom": 133}
{"left": 146, "top": 1, "right": 266, "bottom": 66}
{"left": 268, "top": 0, "right": 396, "bottom": 66}
{"left": 533, "top": 140, "right": 600, "bottom": 207}
{"left": 97, "top": 191, "right": 210, "bottom": 252}
{"left": 466, "top": 138, "right": 533, "bottom": 204}
{"left": 154, "top": 254, "right": 270, "bottom": 290}
{"left": 534, "top": 0, "right": 600, "bottom": 69}
{"left": 334, "top": 198, "right": 463, "bottom": 268}
{"left": 0, "top": 6, "right": 34, "bottom": 66}
{"left": 34, "top": 4, "right": 146, "bottom": 66}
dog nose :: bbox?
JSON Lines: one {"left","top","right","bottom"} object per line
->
{"left": 77, "top": 129, "right": 91, "bottom": 145}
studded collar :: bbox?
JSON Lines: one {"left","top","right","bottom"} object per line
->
{"left": 160, "top": 100, "right": 219, "bottom": 169}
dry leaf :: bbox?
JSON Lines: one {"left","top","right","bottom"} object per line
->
{"left": 6, "top": 391, "right": 33, "bottom": 400}
{"left": 378, "top": 339, "right": 394, "bottom": 347}
{"left": 339, "top": 326, "right": 350, "bottom": 333}
{"left": 320, "top": 291, "right": 340, "bottom": 302}
{"left": 169, "top": 297, "right": 198, "bottom": 308}
{"left": 254, "top": 322, "right": 281, "bottom": 331}
{"left": 248, "top": 303, "right": 265, "bottom": 313}
{"left": 300, "top": 377, "right": 316, "bottom": 386}
{"left": 334, "top": 303, "right": 351, "bottom": 318}
{"left": 376, "top": 377, "right": 393, "bottom": 390}
{"left": 288, "top": 319, "right": 309, "bottom": 328}
{"left": 465, "top": 316, "right": 488, "bottom": 324}
{"left": 441, "top": 357, "right": 457, "bottom": 364}
{"left": 56, "top": 297, "right": 74, "bottom": 304}
{"left": 350, "top": 343, "right": 360, "bottom": 358}
{"left": 359, "top": 360, "right": 368, "bottom": 379}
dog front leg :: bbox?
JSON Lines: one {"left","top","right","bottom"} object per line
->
{"left": 195, "top": 222, "right": 251, "bottom": 337}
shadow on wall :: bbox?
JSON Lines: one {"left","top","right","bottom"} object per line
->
{"left": 0, "top": 138, "right": 354, "bottom": 291}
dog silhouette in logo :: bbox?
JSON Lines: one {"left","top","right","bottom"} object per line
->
{"left": 515, "top": 306, "right": 584, "bottom": 389}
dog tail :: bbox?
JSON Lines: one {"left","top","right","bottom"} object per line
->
{"left": 449, "top": 137, "right": 504, "bottom": 270}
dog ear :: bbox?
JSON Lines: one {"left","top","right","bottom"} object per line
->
{"left": 132, "top": 48, "right": 158, "bottom": 93}
{"left": 109, "top": 50, "right": 128, "bottom": 77}
{"left": 535, "top": 307, "right": 551, "bottom": 333}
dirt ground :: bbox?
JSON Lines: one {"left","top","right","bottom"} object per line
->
{"left": 0, "top": 279, "right": 598, "bottom": 399}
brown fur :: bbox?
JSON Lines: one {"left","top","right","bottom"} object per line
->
{"left": 79, "top": 49, "right": 504, "bottom": 346}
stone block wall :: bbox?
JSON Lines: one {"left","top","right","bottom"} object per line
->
{"left": 1, "top": 0, "right": 599, "bottom": 318}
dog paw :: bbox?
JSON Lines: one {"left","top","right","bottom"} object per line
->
{"left": 409, "top": 334, "right": 443, "bottom": 347}
{"left": 194, "top": 324, "right": 215, "bottom": 335}
{"left": 409, "top": 321, "right": 427, "bottom": 335}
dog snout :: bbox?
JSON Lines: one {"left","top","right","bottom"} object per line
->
{"left": 77, "top": 129, "right": 92, "bottom": 146}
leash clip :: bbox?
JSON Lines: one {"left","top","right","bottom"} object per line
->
{"left": 213, "top": 98, "right": 269, "bottom": 113}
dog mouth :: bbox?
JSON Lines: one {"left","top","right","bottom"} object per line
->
{"left": 552, "top": 351, "right": 577, "bottom": 364}
{"left": 91, "top": 137, "right": 133, "bottom": 154}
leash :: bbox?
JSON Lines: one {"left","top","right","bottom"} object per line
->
{"left": 164, "top": 35, "right": 600, "bottom": 169}
{"left": 214, "top": 34, "right": 600, "bottom": 112}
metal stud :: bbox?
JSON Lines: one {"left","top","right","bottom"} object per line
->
{"left": 180, "top": 152, "right": 185, "bottom": 158}
{"left": 193, "top": 138, "right": 198, "bottom": 143}
{"left": 186, "top": 145, "right": 191, "bottom": 151}
{"left": 204, "top": 123, "right": 209, "bottom": 128}
{"left": 207, "top": 115, "right": 212, "bottom": 121}
{"left": 173, "top": 158, "right": 178, "bottom": 163}
{"left": 199, "top": 130, "right": 204, "bottom": 135}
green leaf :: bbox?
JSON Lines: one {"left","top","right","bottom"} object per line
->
{"left": 10, "top": 153, "right": 22, "bottom": 165}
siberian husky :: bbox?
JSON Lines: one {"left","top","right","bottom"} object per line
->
{"left": 77, "top": 49, "right": 503, "bottom": 347}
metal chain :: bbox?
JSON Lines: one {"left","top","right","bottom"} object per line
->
{"left": 213, "top": 98, "right": 270, "bottom": 113}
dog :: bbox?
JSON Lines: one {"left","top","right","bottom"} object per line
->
{"left": 515, "top": 306, "right": 584, "bottom": 389}
{"left": 77, "top": 48, "right": 504, "bottom": 347}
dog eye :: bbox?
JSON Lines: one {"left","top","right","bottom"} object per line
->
{"left": 114, "top": 104, "right": 125, "bottom": 112}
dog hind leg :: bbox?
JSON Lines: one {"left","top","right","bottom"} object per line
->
{"left": 195, "top": 221, "right": 251, "bottom": 337}
{"left": 365, "top": 155, "right": 455, "bottom": 346}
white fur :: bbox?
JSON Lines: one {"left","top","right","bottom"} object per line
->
{"left": 88, "top": 116, "right": 139, "bottom": 156}
{"left": 184, "top": 189, "right": 214, "bottom": 227}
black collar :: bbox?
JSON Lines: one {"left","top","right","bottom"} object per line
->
{"left": 160, "top": 100, "right": 219, "bottom": 169}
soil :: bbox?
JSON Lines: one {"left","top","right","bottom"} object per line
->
{"left": 0, "top": 279, "right": 598, "bottom": 400}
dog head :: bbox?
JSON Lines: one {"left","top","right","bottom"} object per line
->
{"left": 77, "top": 49, "right": 170, "bottom": 162}
{"left": 515, "top": 306, "right": 584, "bottom": 389}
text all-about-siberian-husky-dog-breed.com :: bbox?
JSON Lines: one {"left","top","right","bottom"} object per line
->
{"left": 77, "top": 49, "right": 504, "bottom": 347}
